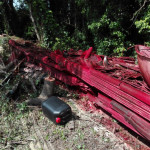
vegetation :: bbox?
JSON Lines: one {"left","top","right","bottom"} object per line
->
{"left": 0, "top": 0, "right": 149, "bottom": 55}
{"left": 0, "top": 73, "right": 30, "bottom": 149}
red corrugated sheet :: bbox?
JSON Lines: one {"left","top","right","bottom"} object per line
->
{"left": 9, "top": 40, "right": 150, "bottom": 141}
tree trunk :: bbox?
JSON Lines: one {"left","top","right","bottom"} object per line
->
{"left": 38, "top": 76, "right": 55, "bottom": 99}
{"left": 27, "top": 76, "right": 55, "bottom": 106}
{"left": 28, "top": 2, "right": 41, "bottom": 41}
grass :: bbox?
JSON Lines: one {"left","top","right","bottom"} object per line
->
{"left": 0, "top": 75, "right": 42, "bottom": 149}
{"left": 0, "top": 36, "right": 72, "bottom": 149}
{"left": 0, "top": 95, "right": 30, "bottom": 149}
{"left": 0, "top": 37, "right": 31, "bottom": 149}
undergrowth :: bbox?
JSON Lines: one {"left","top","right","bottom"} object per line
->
{"left": 0, "top": 36, "right": 31, "bottom": 149}
{"left": 0, "top": 76, "right": 31, "bottom": 149}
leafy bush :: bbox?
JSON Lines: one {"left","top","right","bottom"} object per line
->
{"left": 1, "top": 36, "right": 10, "bottom": 50}
{"left": 135, "top": 5, "right": 150, "bottom": 46}
{"left": 1, "top": 0, "right": 149, "bottom": 56}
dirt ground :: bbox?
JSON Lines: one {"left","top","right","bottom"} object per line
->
{"left": 2, "top": 95, "right": 148, "bottom": 150}
{"left": 14, "top": 98, "right": 131, "bottom": 150}
{"left": 0, "top": 81, "right": 150, "bottom": 150}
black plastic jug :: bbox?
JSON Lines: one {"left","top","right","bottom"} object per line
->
{"left": 42, "top": 96, "right": 72, "bottom": 125}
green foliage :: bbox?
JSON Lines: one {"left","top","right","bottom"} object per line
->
{"left": 52, "top": 29, "right": 89, "bottom": 51}
{"left": 0, "top": 79, "right": 30, "bottom": 148}
{"left": 88, "top": 12, "right": 128, "bottom": 56}
{"left": 135, "top": 19, "right": 150, "bottom": 33}
{"left": 17, "top": 102, "right": 28, "bottom": 112}
{"left": 26, "top": 0, "right": 59, "bottom": 48}
{"left": 1, "top": 36, "right": 10, "bottom": 49}
{"left": 0, "top": 36, "right": 11, "bottom": 61}
{"left": 135, "top": 5, "right": 150, "bottom": 46}
{"left": 0, "top": 0, "right": 149, "bottom": 56}
{"left": 25, "top": 25, "right": 35, "bottom": 39}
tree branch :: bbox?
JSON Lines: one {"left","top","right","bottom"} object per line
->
{"left": 129, "top": 0, "right": 149, "bottom": 28}
{"left": 131, "top": 0, "right": 149, "bottom": 21}
{"left": 27, "top": 2, "right": 41, "bottom": 41}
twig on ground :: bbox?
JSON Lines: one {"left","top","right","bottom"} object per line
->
{"left": 10, "top": 141, "right": 27, "bottom": 145}
{"left": 0, "top": 73, "right": 12, "bottom": 86}
{"left": 5, "top": 59, "right": 17, "bottom": 72}
{"left": 6, "top": 80, "right": 20, "bottom": 97}
{"left": 0, "top": 70, "right": 6, "bottom": 74}
{"left": 0, "top": 57, "right": 5, "bottom": 67}
{"left": 1, "top": 59, "right": 24, "bottom": 86}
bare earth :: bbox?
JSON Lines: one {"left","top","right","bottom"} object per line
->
{"left": 1, "top": 87, "right": 150, "bottom": 150}
{"left": 12, "top": 97, "right": 138, "bottom": 150}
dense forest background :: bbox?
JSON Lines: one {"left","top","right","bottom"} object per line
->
{"left": 0, "top": 0, "right": 150, "bottom": 56}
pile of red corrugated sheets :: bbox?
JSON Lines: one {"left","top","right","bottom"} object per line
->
{"left": 9, "top": 40, "right": 150, "bottom": 141}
